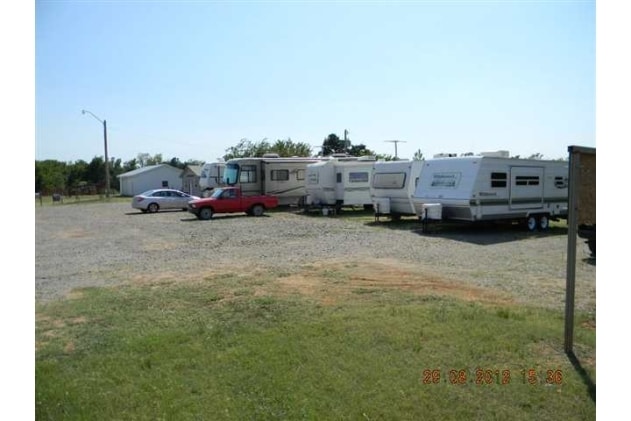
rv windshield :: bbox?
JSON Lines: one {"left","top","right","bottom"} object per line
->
{"left": 223, "top": 164, "right": 239, "bottom": 185}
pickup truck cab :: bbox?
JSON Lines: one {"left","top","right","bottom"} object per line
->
{"left": 187, "top": 187, "right": 279, "bottom": 220}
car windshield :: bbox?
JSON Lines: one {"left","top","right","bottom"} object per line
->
{"left": 210, "top": 188, "right": 225, "bottom": 199}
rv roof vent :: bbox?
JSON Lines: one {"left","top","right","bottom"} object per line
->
{"left": 262, "top": 153, "right": 281, "bottom": 158}
{"left": 433, "top": 153, "right": 458, "bottom": 158}
{"left": 330, "top": 153, "right": 351, "bottom": 158}
{"left": 480, "top": 150, "right": 510, "bottom": 158}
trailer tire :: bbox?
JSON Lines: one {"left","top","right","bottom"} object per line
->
{"left": 251, "top": 204, "right": 264, "bottom": 217}
{"left": 538, "top": 215, "right": 550, "bottom": 231}
{"left": 526, "top": 215, "right": 537, "bottom": 232}
{"left": 198, "top": 207, "right": 213, "bottom": 220}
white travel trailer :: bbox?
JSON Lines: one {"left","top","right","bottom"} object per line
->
{"left": 370, "top": 160, "right": 424, "bottom": 220}
{"left": 223, "top": 155, "right": 321, "bottom": 206}
{"left": 411, "top": 153, "right": 569, "bottom": 230}
{"left": 305, "top": 156, "right": 377, "bottom": 211}
{"left": 199, "top": 161, "right": 226, "bottom": 195}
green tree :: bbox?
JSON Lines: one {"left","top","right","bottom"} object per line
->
{"left": 375, "top": 153, "right": 396, "bottom": 161}
{"left": 413, "top": 149, "right": 424, "bottom": 161}
{"left": 35, "top": 160, "right": 68, "bottom": 194}
{"left": 223, "top": 138, "right": 272, "bottom": 160}
{"left": 348, "top": 143, "right": 374, "bottom": 157}
{"left": 123, "top": 158, "right": 139, "bottom": 172}
{"left": 269, "top": 138, "right": 312, "bottom": 157}
{"left": 321, "top": 133, "right": 348, "bottom": 156}
{"left": 136, "top": 153, "right": 163, "bottom": 167}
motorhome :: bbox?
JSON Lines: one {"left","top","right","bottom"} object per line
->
{"left": 411, "top": 152, "right": 569, "bottom": 230}
{"left": 370, "top": 160, "right": 424, "bottom": 220}
{"left": 305, "top": 156, "right": 377, "bottom": 211}
{"left": 199, "top": 161, "right": 226, "bottom": 196}
{"left": 222, "top": 155, "right": 321, "bottom": 206}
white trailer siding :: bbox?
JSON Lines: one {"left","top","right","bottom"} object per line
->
{"left": 224, "top": 157, "right": 320, "bottom": 206}
{"left": 305, "top": 159, "right": 375, "bottom": 209}
{"left": 199, "top": 162, "right": 225, "bottom": 192}
{"left": 412, "top": 156, "right": 568, "bottom": 226}
{"left": 305, "top": 160, "right": 336, "bottom": 206}
{"left": 370, "top": 160, "right": 424, "bottom": 217}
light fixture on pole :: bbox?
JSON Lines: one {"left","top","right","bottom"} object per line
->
{"left": 82, "top": 109, "right": 110, "bottom": 198}
{"left": 385, "top": 140, "right": 406, "bottom": 160}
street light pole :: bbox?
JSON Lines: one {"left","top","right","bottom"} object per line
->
{"left": 82, "top": 109, "right": 110, "bottom": 198}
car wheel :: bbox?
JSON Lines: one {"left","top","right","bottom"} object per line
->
{"left": 148, "top": 203, "right": 159, "bottom": 213}
{"left": 526, "top": 216, "right": 537, "bottom": 231}
{"left": 199, "top": 207, "right": 213, "bottom": 220}
{"left": 539, "top": 215, "right": 550, "bottom": 231}
{"left": 251, "top": 205, "right": 264, "bottom": 217}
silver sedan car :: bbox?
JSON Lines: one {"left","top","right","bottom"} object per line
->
{"left": 132, "top": 189, "right": 200, "bottom": 213}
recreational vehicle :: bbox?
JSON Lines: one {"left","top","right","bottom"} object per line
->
{"left": 199, "top": 161, "right": 226, "bottom": 196}
{"left": 370, "top": 160, "right": 424, "bottom": 220}
{"left": 411, "top": 153, "right": 569, "bottom": 230}
{"left": 222, "top": 155, "right": 321, "bottom": 206}
{"left": 305, "top": 156, "right": 377, "bottom": 211}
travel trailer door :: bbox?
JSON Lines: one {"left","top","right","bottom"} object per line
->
{"left": 509, "top": 166, "right": 544, "bottom": 209}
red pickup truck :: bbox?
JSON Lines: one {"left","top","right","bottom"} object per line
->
{"left": 187, "top": 187, "right": 279, "bottom": 220}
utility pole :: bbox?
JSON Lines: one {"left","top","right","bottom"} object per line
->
{"left": 103, "top": 119, "right": 110, "bottom": 198}
{"left": 385, "top": 140, "right": 407, "bottom": 160}
{"left": 82, "top": 109, "right": 111, "bottom": 198}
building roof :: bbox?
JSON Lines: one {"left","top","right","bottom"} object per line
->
{"left": 117, "top": 164, "right": 182, "bottom": 179}
{"left": 181, "top": 165, "right": 203, "bottom": 177}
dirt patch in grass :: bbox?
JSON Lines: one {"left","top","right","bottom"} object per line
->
{"left": 276, "top": 258, "right": 514, "bottom": 306}
{"left": 82, "top": 257, "right": 514, "bottom": 308}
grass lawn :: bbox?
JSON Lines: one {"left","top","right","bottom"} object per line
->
{"left": 36, "top": 264, "right": 595, "bottom": 420}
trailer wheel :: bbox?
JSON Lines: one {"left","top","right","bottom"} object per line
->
{"left": 526, "top": 216, "right": 537, "bottom": 231}
{"left": 539, "top": 215, "right": 550, "bottom": 231}
{"left": 251, "top": 205, "right": 264, "bottom": 217}
{"left": 198, "top": 207, "right": 213, "bottom": 220}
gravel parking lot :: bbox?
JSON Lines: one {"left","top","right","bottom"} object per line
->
{"left": 35, "top": 202, "right": 596, "bottom": 312}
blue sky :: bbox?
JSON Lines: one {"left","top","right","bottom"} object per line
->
{"left": 35, "top": 0, "right": 595, "bottom": 163}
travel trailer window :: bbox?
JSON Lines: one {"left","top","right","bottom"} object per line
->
{"left": 296, "top": 169, "right": 305, "bottom": 181}
{"left": 337, "top": 173, "right": 342, "bottom": 183}
{"left": 515, "top": 176, "right": 539, "bottom": 186}
{"left": 430, "top": 172, "right": 461, "bottom": 188}
{"left": 240, "top": 165, "right": 257, "bottom": 183}
{"left": 491, "top": 172, "right": 507, "bottom": 188}
{"left": 271, "top": 170, "right": 289, "bottom": 181}
{"left": 349, "top": 172, "right": 369, "bottom": 183}
{"left": 372, "top": 172, "right": 407, "bottom": 189}
{"left": 555, "top": 176, "right": 568, "bottom": 188}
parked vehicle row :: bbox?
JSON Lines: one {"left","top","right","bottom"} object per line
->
{"left": 135, "top": 151, "right": 570, "bottom": 232}
{"left": 131, "top": 186, "right": 279, "bottom": 219}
